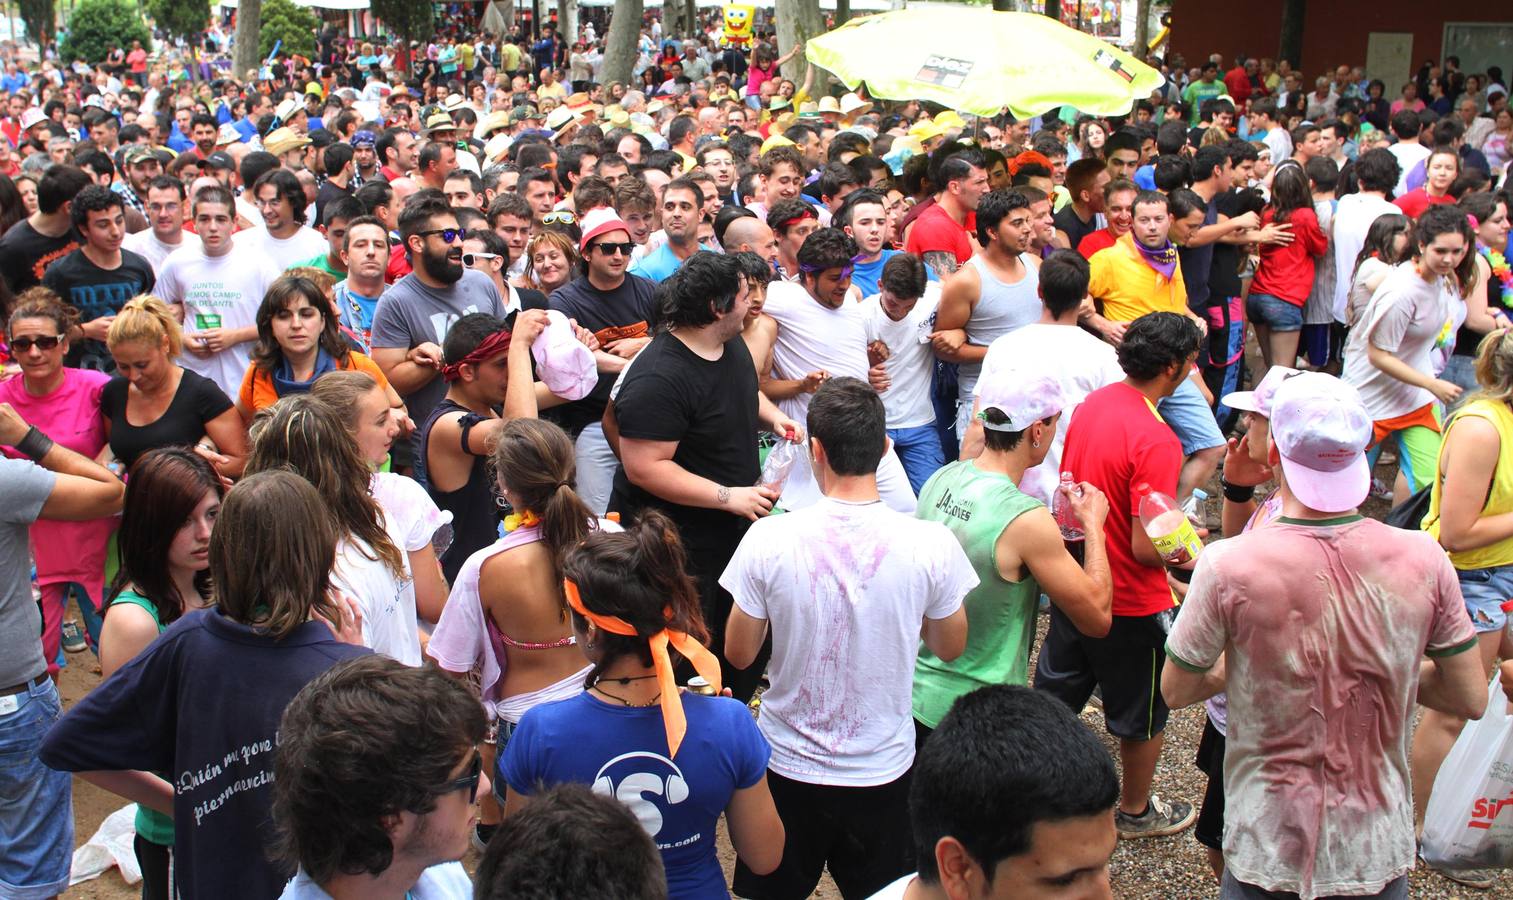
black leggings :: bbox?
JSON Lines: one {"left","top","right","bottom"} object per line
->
{"left": 134, "top": 835, "right": 171, "bottom": 900}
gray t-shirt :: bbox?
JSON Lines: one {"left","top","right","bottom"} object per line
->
{"left": 369, "top": 268, "right": 505, "bottom": 441}
{"left": 0, "top": 457, "right": 56, "bottom": 686}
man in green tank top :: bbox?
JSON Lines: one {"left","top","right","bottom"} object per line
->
{"left": 913, "top": 367, "right": 1114, "bottom": 736}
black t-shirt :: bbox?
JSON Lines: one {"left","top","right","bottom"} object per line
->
{"left": 102, "top": 368, "right": 233, "bottom": 467}
{"left": 0, "top": 219, "right": 79, "bottom": 293}
{"left": 313, "top": 179, "right": 354, "bottom": 228}
{"left": 1053, "top": 204, "right": 1100, "bottom": 254}
{"left": 1208, "top": 189, "right": 1245, "bottom": 301}
{"left": 547, "top": 273, "right": 657, "bottom": 434}
{"left": 608, "top": 331, "right": 761, "bottom": 547}
{"left": 1178, "top": 195, "right": 1218, "bottom": 308}
{"left": 42, "top": 248, "right": 156, "bottom": 372}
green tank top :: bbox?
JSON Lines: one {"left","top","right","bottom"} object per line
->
{"left": 110, "top": 589, "right": 175, "bottom": 848}
{"left": 912, "top": 460, "right": 1043, "bottom": 728}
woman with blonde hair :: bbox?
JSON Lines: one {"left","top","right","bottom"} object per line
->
{"left": 516, "top": 230, "right": 579, "bottom": 296}
{"left": 246, "top": 394, "right": 423, "bottom": 665}
{"left": 1411, "top": 328, "right": 1513, "bottom": 889}
{"left": 103, "top": 295, "right": 246, "bottom": 477}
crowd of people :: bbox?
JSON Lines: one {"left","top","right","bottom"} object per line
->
{"left": 1, "top": 10, "right": 1512, "bottom": 900}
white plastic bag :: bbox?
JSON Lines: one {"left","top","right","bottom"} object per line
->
{"left": 1420, "top": 676, "right": 1513, "bottom": 870}
{"left": 69, "top": 803, "right": 142, "bottom": 885}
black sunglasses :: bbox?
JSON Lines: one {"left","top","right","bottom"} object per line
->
{"left": 591, "top": 240, "right": 636, "bottom": 257}
{"left": 10, "top": 335, "right": 62, "bottom": 352}
{"left": 438, "top": 750, "right": 482, "bottom": 803}
{"left": 418, "top": 227, "right": 463, "bottom": 244}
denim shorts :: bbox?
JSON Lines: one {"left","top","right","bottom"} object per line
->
{"left": 1156, "top": 376, "right": 1227, "bottom": 456}
{"left": 1246, "top": 292, "right": 1304, "bottom": 331}
{"left": 1457, "top": 564, "right": 1513, "bottom": 634}
{"left": 0, "top": 678, "right": 73, "bottom": 899}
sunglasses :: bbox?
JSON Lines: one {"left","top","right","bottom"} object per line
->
{"left": 541, "top": 210, "right": 577, "bottom": 226}
{"left": 438, "top": 750, "right": 482, "bottom": 803}
{"left": 10, "top": 335, "right": 62, "bottom": 352}
{"left": 591, "top": 241, "right": 635, "bottom": 257}
{"left": 418, "top": 228, "right": 464, "bottom": 244}
{"left": 461, "top": 252, "right": 499, "bottom": 267}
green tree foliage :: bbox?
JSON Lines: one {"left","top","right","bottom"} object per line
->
{"left": 18, "top": 0, "right": 56, "bottom": 49}
{"left": 146, "top": 0, "right": 213, "bottom": 49}
{"left": 258, "top": 0, "right": 319, "bottom": 60}
{"left": 60, "top": 0, "right": 151, "bottom": 63}
{"left": 369, "top": 0, "right": 434, "bottom": 57}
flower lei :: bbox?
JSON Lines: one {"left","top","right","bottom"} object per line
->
{"left": 503, "top": 509, "right": 540, "bottom": 532}
{"left": 1481, "top": 243, "right": 1513, "bottom": 311}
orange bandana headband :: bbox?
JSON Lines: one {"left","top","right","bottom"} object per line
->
{"left": 564, "top": 579, "right": 722, "bottom": 758}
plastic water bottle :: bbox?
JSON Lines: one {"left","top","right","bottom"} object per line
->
{"left": 1052, "top": 472, "right": 1085, "bottom": 542}
{"left": 1138, "top": 484, "right": 1204, "bottom": 567}
{"left": 1182, "top": 488, "right": 1209, "bottom": 530}
{"left": 759, "top": 429, "right": 800, "bottom": 494}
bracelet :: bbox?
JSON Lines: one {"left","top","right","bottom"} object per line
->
{"left": 1220, "top": 479, "right": 1255, "bottom": 503}
{"left": 16, "top": 425, "right": 54, "bottom": 462}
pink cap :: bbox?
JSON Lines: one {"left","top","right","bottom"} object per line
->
{"left": 578, "top": 207, "right": 632, "bottom": 254}
{"left": 976, "top": 368, "right": 1068, "bottom": 432}
{"left": 1221, "top": 365, "right": 1300, "bottom": 417}
{"left": 1270, "top": 373, "right": 1372, "bottom": 513}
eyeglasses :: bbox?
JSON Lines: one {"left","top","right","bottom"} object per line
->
{"left": 461, "top": 252, "right": 499, "bottom": 267}
{"left": 541, "top": 210, "right": 577, "bottom": 226}
{"left": 9, "top": 335, "right": 62, "bottom": 352}
{"left": 418, "top": 228, "right": 463, "bottom": 244}
{"left": 437, "top": 750, "right": 482, "bottom": 803}
{"left": 590, "top": 241, "right": 635, "bottom": 257}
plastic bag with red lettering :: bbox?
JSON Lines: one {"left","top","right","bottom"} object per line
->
{"left": 1420, "top": 675, "right": 1513, "bottom": 870}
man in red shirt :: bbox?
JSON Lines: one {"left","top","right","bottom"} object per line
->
{"left": 1076, "top": 179, "right": 1137, "bottom": 259}
{"left": 1223, "top": 57, "right": 1254, "bottom": 108}
{"left": 904, "top": 150, "right": 987, "bottom": 265}
{"left": 1035, "top": 310, "right": 1203, "bottom": 841}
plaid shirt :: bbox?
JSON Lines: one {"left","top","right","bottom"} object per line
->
{"left": 112, "top": 182, "right": 145, "bottom": 215}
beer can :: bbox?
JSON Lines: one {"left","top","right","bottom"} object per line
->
{"left": 686, "top": 676, "right": 716, "bottom": 696}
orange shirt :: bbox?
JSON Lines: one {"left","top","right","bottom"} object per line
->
{"left": 237, "top": 350, "right": 389, "bottom": 415}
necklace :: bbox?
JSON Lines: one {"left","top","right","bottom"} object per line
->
{"left": 592, "top": 682, "right": 661, "bottom": 708}
{"left": 1479, "top": 243, "right": 1513, "bottom": 310}
{"left": 601, "top": 673, "right": 658, "bottom": 684}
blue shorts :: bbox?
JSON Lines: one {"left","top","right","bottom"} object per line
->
{"left": 1246, "top": 292, "right": 1304, "bottom": 331}
{"left": 0, "top": 678, "right": 73, "bottom": 899}
{"left": 1457, "top": 564, "right": 1513, "bottom": 634}
{"left": 1156, "top": 377, "right": 1227, "bottom": 456}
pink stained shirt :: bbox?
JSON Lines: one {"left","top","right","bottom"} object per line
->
{"left": 0, "top": 368, "right": 115, "bottom": 588}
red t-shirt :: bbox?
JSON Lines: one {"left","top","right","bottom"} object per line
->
{"left": 1062, "top": 382, "right": 1182, "bottom": 617}
{"left": 386, "top": 241, "right": 412, "bottom": 284}
{"left": 904, "top": 201, "right": 974, "bottom": 265}
{"left": 1392, "top": 188, "right": 1455, "bottom": 221}
{"left": 1077, "top": 228, "right": 1119, "bottom": 260}
{"left": 1250, "top": 207, "right": 1329, "bottom": 305}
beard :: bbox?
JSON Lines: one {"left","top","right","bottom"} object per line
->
{"left": 422, "top": 244, "right": 465, "bottom": 284}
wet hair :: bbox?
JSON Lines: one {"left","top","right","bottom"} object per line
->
{"left": 911, "top": 685, "right": 1118, "bottom": 886}
{"left": 354, "top": 179, "right": 394, "bottom": 214}
{"left": 1116, "top": 311, "right": 1202, "bottom": 381}
{"left": 323, "top": 195, "right": 365, "bottom": 228}
{"left": 796, "top": 226, "right": 856, "bottom": 275}
{"left": 7, "top": 285, "right": 78, "bottom": 339}
{"left": 491, "top": 418, "right": 594, "bottom": 593}
{"left": 879, "top": 253, "right": 926, "bottom": 301}
{"left": 817, "top": 161, "right": 860, "bottom": 201}
{"left": 1039, "top": 250, "right": 1091, "bottom": 319}
{"left": 563, "top": 509, "right": 708, "bottom": 686}
{"left": 731, "top": 250, "right": 773, "bottom": 288}
{"left": 271, "top": 656, "right": 488, "bottom": 884}
{"left": 1167, "top": 187, "right": 1205, "bottom": 221}
{"left": 253, "top": 168, "right": 309, "bottom": 225}
{"left": 975, "top": 188, "right": 1031, "bottom": 245}
{"left": 69, "top": 183, "right": 123, "bottom": 231}
{"left": 250, "top": 274, "right": 351, "bottom": 371}
{"left": 656, "top": 250, "right": 742, "bottom": 329}
{"left": 108, "top": 295, "right": 183, "bottom": 356}
{"left": 807, "top": 376, "right": 886, "bottom": 476}
{"left": 106, "top": 447, "right": 224, "bottom": 626}
{"left": 938, "top": 149, "right": 985, "bottom": 190}
{"left": 211, "top": 469, "right": 342, "bottom": 640}
{"left": 442, "top": 312, "right": 509, "bottom": 368}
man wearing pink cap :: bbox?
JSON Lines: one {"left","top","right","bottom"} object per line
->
{"left": 1163, "top": 372, "right": 1485, "bottom": 900}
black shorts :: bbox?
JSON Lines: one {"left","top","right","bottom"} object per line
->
{"left": 1033, "top": 603, "right": 1171, "bottom": 740}
{"left": 732, "top": 768, "right": 913, "bottom": 900}
{"left": 1194, "top": 716, "right": 1226, "bottom": 850}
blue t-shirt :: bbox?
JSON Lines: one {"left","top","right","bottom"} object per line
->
{"left": 40, "top": 609, "right": 370, "bottom": 900}
{"left": 850, "top": 249, "right": 938, "bottom": 299}
{"left": 501, "top": 692, "right": 770, "bottom": 899}
{"left": 628, "top": 242, "right": 691, "bottom": 283}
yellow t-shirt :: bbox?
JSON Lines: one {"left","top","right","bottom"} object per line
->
{"left": 1428, "top": 398, "right": 1513, "bottom": 570}
{"left": 1087, "top": 233, "right": 1188, "bottom": 322}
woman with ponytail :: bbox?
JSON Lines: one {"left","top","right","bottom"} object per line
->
{"left": 102, "top": 295, "right": 247, "bottom": 477}
{"left": 427, "top": 418, "right": 610, "bottom": 847}
{"left": 1411, "top": 329, "right": 1513, "bottom": 888}
{"left": 497, "top": 510, "right": 784, "bottom": 899}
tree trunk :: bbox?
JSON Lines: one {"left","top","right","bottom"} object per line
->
{"left": 685, "top": 0, "right": 697, "bottom": 39}
{"left": 992, "top": 0, "right": 1012, "bottom": 10}
{"left": 1042, "top": 0, "right": 1061, "bottom": 19}
{"left": 600, "top": 0, "right": 642, "bottom": 86}
{"left": 774, "top": 0, "right": 822, "bottom": 84}
{"left": 1278, "top": 0, "right": 1305, "bottom": 68}
{"left": 1134, "top": 0, "right": 1150, "bottom": 54}
{"left": 836, "top": 0, "right": 851, "bottom": 25}
{"left": 233, "top": 0, "right": 262, "bottom": 80}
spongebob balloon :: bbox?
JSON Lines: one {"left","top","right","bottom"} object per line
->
{"left": 722, "top": 4, "right": 755, "bottom": 49}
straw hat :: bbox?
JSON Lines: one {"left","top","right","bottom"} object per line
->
{"left": 839, "top": 92, "right": 872, "bottom": 117}
{"left": 817, "top": 96, "right": 842, "bottom": 115}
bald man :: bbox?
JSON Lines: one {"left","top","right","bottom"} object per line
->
{"left": 722, "top": 216, "right": 780, "bottom": 268}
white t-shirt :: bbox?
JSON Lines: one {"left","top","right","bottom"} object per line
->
{"left": 234, "top": 224, "right": 328, "bottom": 272}
{"left": 1330, "top": 192, "right": 1399, "bottom": 323}
{"left": 859, "top": 285, "right": 941, "bottom": 430}
{"left": 123, "top": 229, "right": 197, "bottom": 273}
{"left": 278, "top": 861, "right": 472, "bottom": 899}
{"left": 1342, "top": 262, "right": 1451, "bottom": 420}
{"left": 977, "top": 323, "right": 1124, "bottom": 507}
{"left": 1387, "top": 142, "right": 1431, "bottom": 197}
{"left": 867, "top": 873, "right": 917, "bottom": 900}
{"left": 331, "top": 503, "right": 423, "bottom": 666}
{"left": 761, "top": 280, "right": 870, "bottom": 424}
{"left": 720, "top": 498, "right": 975, "bottom": 786}
{"left": 156, "top": 244, "right": 281, "bottom": 396}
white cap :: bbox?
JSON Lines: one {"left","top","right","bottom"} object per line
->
{"left": 976, "top": 368, "right": 1068, "bottom": 432}
{"left": 1270, "top": 373, "right": 1373, "bottom": 513}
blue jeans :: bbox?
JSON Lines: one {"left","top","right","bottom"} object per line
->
{"left": 889, "top": 424, "right": 946, "bottom": 496}
{"left": 1245, "top": 292, "right": 1304, "bottom": 331}
{"left": 0, "top": 678, "right": 73, "bottom": 899}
